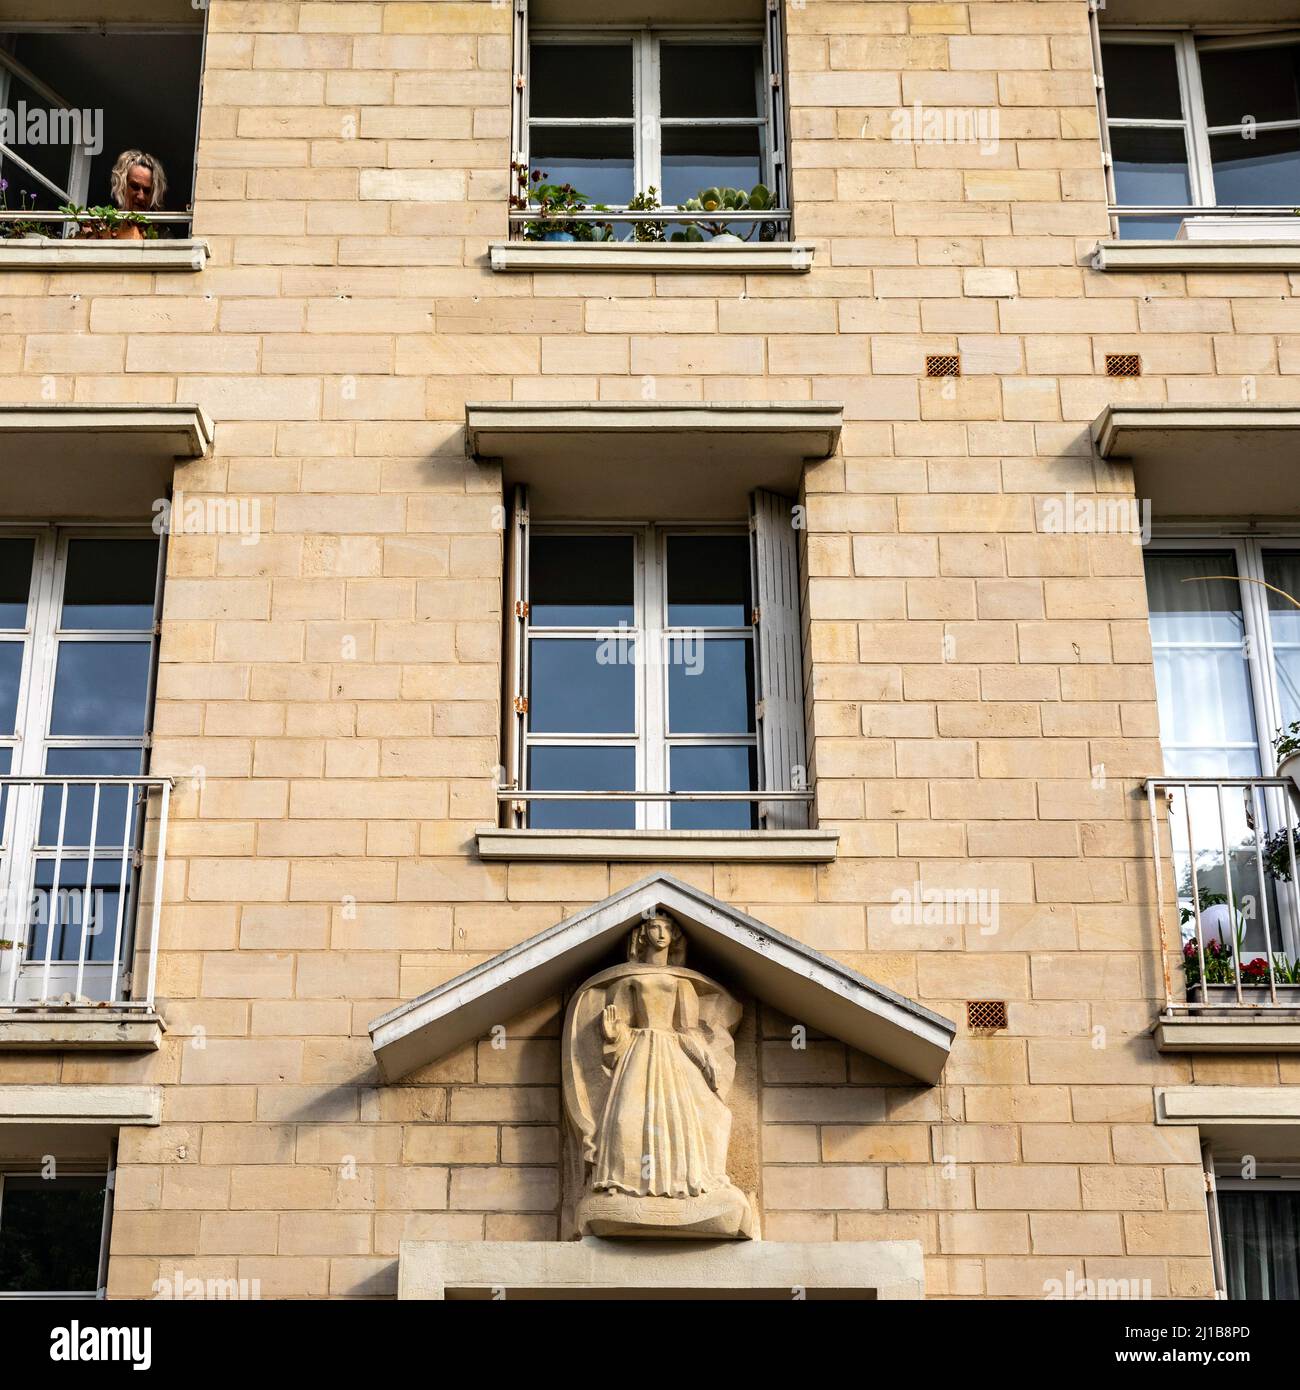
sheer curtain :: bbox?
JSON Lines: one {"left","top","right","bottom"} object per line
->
{"left": 1145, "top": 551, "right": 1260, "bottom": 778}
{"left": 1264, "top": 552, "right": 1300, "bottom": 730}
{"left": 1220, "top": 1191, "right": 1300, "bottom": 1300}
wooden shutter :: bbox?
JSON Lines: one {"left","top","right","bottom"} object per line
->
{"left": 502, "top": 484, "right": 529, "bottom": 828}
{"left": 750, "top": 489, "right": 807, "bottom": 830}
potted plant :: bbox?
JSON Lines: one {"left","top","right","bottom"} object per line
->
{"left": 59, "top": 203, "right": 156, "bottom": 241}
{"left": 627, "top": 187, "right": 664, "bottom": 243}
{"left": 1181, "top": 893, "right": 1300, "bottom": 1002}
{"left": 510, "top": 163, "right": 612, "bottom": 243}
{"left": 1274, "top": 721, "right": 1300, "bottom": 798}
{"left": 670, "top": 183, "right": 773, "bottom": 243}
{"left": 0, "top": 181, "right": 45, "bottom": 240}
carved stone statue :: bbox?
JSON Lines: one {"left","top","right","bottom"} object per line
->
{"left": 563, "top": 910, "right": 754, "bottom": 1239}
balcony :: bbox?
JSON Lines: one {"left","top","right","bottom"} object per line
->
{"left": 0, "top": 776, "right": 170, "bottom": 1052}
{"left": 1148, "top": 776, "right": 1300, "bottom": 1052}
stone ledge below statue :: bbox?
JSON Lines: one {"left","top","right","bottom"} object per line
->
{"left": 577, "top": 1185, "right": 754, "bottom": 1240}
{"left": 398, "top": 1237, "right": 925, "bottom": 1300}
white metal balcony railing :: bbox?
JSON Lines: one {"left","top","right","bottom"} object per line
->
{"left": 0, "top": 777, "right": 170, "bottom": 1013}
{"left": 1148, "top": 777, "right": 1300, "bottom": 1013}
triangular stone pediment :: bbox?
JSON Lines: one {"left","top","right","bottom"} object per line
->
{"left": 369, "top": 874, "right": 954, "bottom": 1085}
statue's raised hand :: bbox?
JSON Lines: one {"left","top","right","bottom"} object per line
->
{"left": 601, "top": 1003, "right": 620, "bottom": 1041}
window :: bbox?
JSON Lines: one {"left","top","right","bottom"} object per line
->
{"left": 1216, "top": 1178, "right": 1300, "bottom": 1300}
{"left": 0, "top": 1170, "right": 107, "bottom": 1298}
{"left": 1100, "top": 32, "right": 1300, "bottom": 237}
{"left": 503, "top": 491, "right": 808, "bottom": 832}
{"left": 1145, "top": 538, "right": 1300, "bottom": 958}
{"left": 0, "top": 24, "right": 204, "bottom": 236}
{"left": 514, "top": 16, "right": 789, "bottom": 241}
{"left": 0, "top": 530, "right": 160, "bottom": 1005}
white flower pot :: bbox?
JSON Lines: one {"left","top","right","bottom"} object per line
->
{"left": 707, "top": 233, "right": 744, "bottom": 245}
{"left": 1178, "top": 215, "right": 1300, "bottom": 243}
{"left": 1279, "top": 750, "right": 1300, "bottom": 800}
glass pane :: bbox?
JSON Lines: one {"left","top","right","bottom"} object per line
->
{"left": 0, "top": 643, "right": 23, "bottom": 736}
{"left": 0, "top": 1175, "right": 106, "bottom": 1294}
{"left": 661, "top": 126, "right": 763, "bottom": 209}
{"left": 530, "top": 536, "right": 634, "bottom": 627}
{"left": 527, "top": 126, "right": 634, "bottom": 207}
{"left": 529, "top": 42, "right": 633, "bottom": 119}
{"left": 1101, "top": 42, "right": 1185, "bottom": 121}
{"left": 62, "top": 539, "right": 158, "bottom": 631}
{"left": 1118, "top": 213, "right": 1187, "bottom": 239}
{"left": 1264, "top": 552, "right": 1300, "bottom": 729}
{"left": 661, "top": 43, "right": 761, "bottom": 119}
{"left": 527, "top": 745, "right": 636, "bottom": 830}
{"left": 1210, "top": 127, "right": 1300, "bottom": 206}
{"left": 668, "top": 637, "right": 755, "bottom": 735}
{"left": 1110, "top": 126, "right": 1192, "bottom": 208}
{"left": 670, "top": 745, "right": 757, "bottom": 830}
{"left": 49, "top": 642, "right": 152, "bottom": 737}
{"left": 529, "top": 638, "right": 635, "bottom": 734}
{"left": 1219, "top": 1191, "right": 1300, "bottom": 1300}
{"left": 0, "top": 538, "right": 34, "bottom": 629}
{"left": 27, "top": 856, "right": 132, "bottom": 965}
{"left": 1200, "top": 42, "right": 1300, "bottom": 129}
{"left": 39, "top": 748, "right": 143, "bottom": 849}
{"left": 666, "top": 535, "right": 752, "bottom": 627}
{"left": 1145, "top": 552, "right": 1259, "bottom": 778}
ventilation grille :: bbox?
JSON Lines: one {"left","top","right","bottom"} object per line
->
{"left": 1105, "top": 353, "right": 1142, "bottom": 378}
{"left": 967, "top": 1000, "right": 1008, "bottom": 1031}
{"left": 925, "top": 353, "right": 961, "bottom": 378}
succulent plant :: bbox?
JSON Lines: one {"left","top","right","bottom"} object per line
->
{"left": 671, "top": 184, "right": 773, "bottom": 241}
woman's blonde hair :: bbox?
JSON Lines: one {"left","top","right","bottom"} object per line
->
{"left": 110, "top": 150, "right": 167, "bottom": 211}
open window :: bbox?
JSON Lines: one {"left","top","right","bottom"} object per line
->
{"left": 1097, "top": 26, "right": 1300, "bottom": 240}
{"left": 0, "top": 5, "right": 204, "bottom": 241}
{"left": 501, "top": 488, "right": 809, "bottom": 834}
{"left": 510, "top": 0, "right": 789, "bottom": 243}
{"left": 0, "top": 1167, "right": 109, "bottom": 1299}
{"left": 0, "top": 528, "right": 167, "bottom": 1013}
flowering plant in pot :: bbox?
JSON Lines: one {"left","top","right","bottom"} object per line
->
{"left": 670, "top": 183, "right": 774, "bottom": 243}
{"left": 511, "top": 163, "right": 612, "bottom": 242}
{"left": 0, "top": 180, "right": 44, "bottom": 239}
{"left": 1180, "top": 892, "right": 1300, "bottom": 998}
{"left": 60, "top": 203, "right": 156, "bottom": 241}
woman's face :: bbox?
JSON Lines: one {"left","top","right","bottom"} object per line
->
{"left": 646, "top": 917, "right": 673, "bottom": 951}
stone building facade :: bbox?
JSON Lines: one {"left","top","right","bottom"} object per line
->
{"left": 0, "top": 0, "right": 1297, "bottom": 1302}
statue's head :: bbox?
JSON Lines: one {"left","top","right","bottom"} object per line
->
{"left": 627, "top": 909, "right": 687, "bottom": 965}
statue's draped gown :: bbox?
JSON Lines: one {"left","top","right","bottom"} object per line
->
{"left": 591, "top": 970, "right": 729, "bottom": 1197}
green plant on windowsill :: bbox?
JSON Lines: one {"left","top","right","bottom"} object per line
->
{"left": 59, "top": 203, "right": 157, "bottom": 241}
{"left": 669, "top": 183, "right": 774, "bottom": 242}
{"left": 626, "top": 186, "right": 664, "bottom": 243}
{"left": 1180, "top": 893, "right": 1300, "bottom": 988}
{"left": 510, "top": 162, "right": 613, "bottom": 243}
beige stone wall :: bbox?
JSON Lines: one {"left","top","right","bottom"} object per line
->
{"left": 7, "top": 0, "right": 1300, "bottom": 1299}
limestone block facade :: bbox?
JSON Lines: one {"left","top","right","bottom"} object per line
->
{"left": 0, "top": 0, "right": 1297, "bottom": 1303}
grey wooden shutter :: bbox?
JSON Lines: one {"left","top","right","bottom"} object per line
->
{"left": 750, "top": 489, "right": 807, "bottom": 830}
{"left": 502, "top": 483, "right": 529, "bottom": 827}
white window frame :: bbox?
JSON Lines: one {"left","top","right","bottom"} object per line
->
{"left": 1100, "top": 28, "right": 1300, "bottom": 228}
{"left": 0, "top": 526, "right": 159, "bottom": 985}
{"left": 516, "top": 16, "right": 788, "bottom": 231}
{"left": 522, "top": 521, "right": 758, "bottom": 832}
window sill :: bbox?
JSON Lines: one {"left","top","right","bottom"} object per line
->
{"left": 1093, "top": 238, "right": 1300, "bottom": 271}
{"left": 0, "top": 237, "right": 208, "bottom": 271}
{"left": 0, "top": 1009, "right": 164, "bottom": 1052}
{"left": 476, "top": 827, "right": 839, "bottom": 862}
{"left": 489, "top": 241, "right": 815, "bottom": 274}
{"left": 1154, "top": 1012, "right": 1300, "bottom": 1054}
{"left": 0, "top": 1082, "right": 162, "bottom": 1124}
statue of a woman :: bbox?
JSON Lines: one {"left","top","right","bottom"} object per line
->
{"left": 563, "top": 911, "right": 753, "bottom": 1239}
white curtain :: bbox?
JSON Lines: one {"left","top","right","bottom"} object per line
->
{"left": 1145, "top": 551, "right": 1260, "bottom": 778}
{"left": 1220, "top": 1191, "right": 1300, "bottom": 1300}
